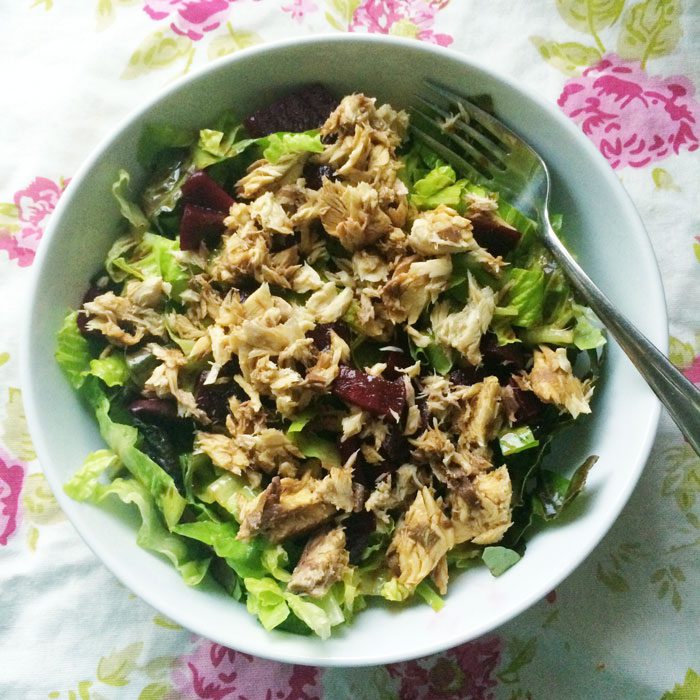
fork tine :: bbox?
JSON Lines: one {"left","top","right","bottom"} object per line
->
{"left": 424, "top": 81, "right": 520, "bottom": 153}
{"left": 408, "top": 124, "right": 488, "bottom": 185}
{"left": 411, "top": 105, "right": 498, "bottom": 179}
{"left": 414, "top": 95, "right": 510, "bottom": 162}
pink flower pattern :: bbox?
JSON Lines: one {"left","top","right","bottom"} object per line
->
{"left": 0, "top": 176, "right": 68, "bottom": 268}
{"left": 387, "top": 636, "right": 503, "bottom": 700}
{"left": 143, "top": 0, "right": 234, "bottom": 41}
{"left": 171, "top": 639, "right": 320, "bottom": 699}
{"left": 282, "top": 0, "right": 318, "bottom": 23}
{"left": 350, "top": 0, "right": 453, "bottom": 46}
{"left": 0, "top": 451, "right": 26, "bottom": 547}
{"left": 558, "top": 54, "right": 700, "bottom": 169}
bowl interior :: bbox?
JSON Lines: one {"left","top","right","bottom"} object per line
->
{"left": 23, "top": 35, "right": 664, "bottom": 666}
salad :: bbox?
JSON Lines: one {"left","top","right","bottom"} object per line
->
{"left": 57, "top": 85, "right": 604, "bottom": 639}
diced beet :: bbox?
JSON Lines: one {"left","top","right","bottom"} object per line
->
{"left": 302, "top": 162, "right": 337, "bottom": 190}
{"left": 243, "top": 84, "right": 339, "bottom": 137}
{"left": 449, "top": 366, "right": 487, "bottom": 386}
{"left": 195, "top": 369, "right": 241, "bottom": 424}
{"left": 343, "top": 510, "right": 376, "bottom": 565}
{"left": 339, "top": 435, "right": 362, "bottom": 465}
{"left": 332, "top": 366, "right": 406, "bottom": 417}
{"left": 471, "top": 212, "right": 522, "bottom": 257}
{"left": 481, "top": 333, "right": 527, "bottom": 371}
{"left": 417, "top": 399, "right": 432, "bottom": 432}
{"left": 179, "top": 204, "right": 226, "bottom": 251}
{"left": 383, "top": 349, "right": 412, "bottom": 381}
{"left": 129, "top": 398, "right": 179, "bottom": 421}
{"left": 379, "top": 420, "right": 411, "bottom": 471}
{"left": 507, "top": 378, "right": 545, "bottom": 425}
{"left": 307, "top": 321, "right": 352, "bottom": 351}
{"left": 181, "top": 170, "right": 234, "bottom": 212}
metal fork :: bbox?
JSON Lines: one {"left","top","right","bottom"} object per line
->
{"left": 411, "top": 81, "right": 700, "bottom": 456}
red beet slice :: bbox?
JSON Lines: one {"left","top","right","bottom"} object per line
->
{"left": 343, "top": 510, "right": 376, "bottom": 565}
{"left": 307, "top": 322, "right": 352, "bottom": 351}
{"left": 379, "top": 420, "right": 411, "bottom": 471}
{"left": 507, "top": 378, "right": 545, "bottom": 425}
{"left": 332, "top": 366, "right": 406, "bottom": 417}
{"left": 471, "top": 212, "right": 521, "bottom": 257}
{"left": 179, "top": 204, "right": 226, "bottom": 251}
{"left": 244, "top": 84, "right": 339, "bottom": 137}
{"left": 195, "top": 363, "right": 243, "bottom": 424}
{"left": 181, "top": 170, "right": 234, "bottom": 212}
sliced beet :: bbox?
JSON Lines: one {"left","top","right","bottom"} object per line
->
{"left": 244, "top": 84, "right": 339, "bottom": 137}
{"left": 307, "top": 321, "right": 352, "bottom": 351}
{"left": 383, "top": 349, "right": 412, "bottom": 381}
{"left": 507, "top": 378, "right": 545, "bottom": 425}
{"left": 181, "top": 170, "right": 234, "bottom": 212}
{"left": 343, "top": 510, "right": 376, "bottom": 565}
{"left": 195, "top": 369, "right": 242, "bottom": 424}
{"left": 379, "top": 420, "right": 411, "bottom": 471}
{"left": 449, "top": 366, "right": 487, "bottom": 386}
{"left": 481, "top": 333, "right": 527, "bottom": 372}
{"left": 128, "top": 398, "right": 180, "bottom": 423}
{"left": 339, "top": 434, "right": 362, "bottom": 465}
{"left": 332, "top": 366, "right": 406, "bottom": 417}
{"left": 471, "top": 212, "right": 522, "bottom": 257}
{"left": 302, "top": 162, "right": 337, "bottom": 190}
{"left": 179, "top": 203, "right": 226, "bottom": 251}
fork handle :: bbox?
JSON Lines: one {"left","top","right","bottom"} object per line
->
{"left": 541, "top": 214, "right": 700, "bottom": 456}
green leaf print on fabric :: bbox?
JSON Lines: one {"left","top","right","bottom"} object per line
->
{"left": 661, "top": 669, "right": 700, "bottom": 699}
{"left": 662, "top": 444, "right": 700, "bottom": 526}
{"left": 617, "top": 0, "right": 682, "bottom": 68}
{"left": 22, "top": 472, "right": 64, "bottom": 551}
{"left": 555, "top": 0, "right": 625, "bottom": 51}
{"left": 3, "top": 387, "right": 36, "bottom": 462}
{"left": 138, "top": 683, "right": 173, "bottom": 700}
{"left": 325, "top": 0, "right": 361, "bottom": 30}
{"left": 497, "top": 636, "right": 537, "bottom": 684}
{"left": 97, "top": 642, "right": 143, "bottom": 686}
{"left": 122, "top": 30, "right": 194, "bottom": 80}
{"left": 530, "top": 37, "right": 602, "bottom": 75}
{"left": 652, "top": 167, "right": 681, "bottom": 190}
{"left": 0, "top": 352, "right": 9, "bottom": 368}
{"left": 595, "top": 542, "right": 647, "bottom": 592}
{"left": 651, "top": 565, "right": 686, "bottom": 611}
{"left": 207, "top": 22, "right": 260, "bottom": 59}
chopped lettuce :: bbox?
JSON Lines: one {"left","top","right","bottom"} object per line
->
{"left": 482, "top": 546, "right": 521, "bottom": 576}
{"left": 137, "top": 123, "right": 196, "bottom": 170}
{"left": 112, "top": 170, "right": 150, "bottom": 233}
{"left": 88, "top": 354, "right": 130, "bottom": 388}
{"left": 416, "top": 580, "right": 445, "bottom": 611}
{"left": 506, "top": 267, "right": 546, "bottom": 328}
{"left": 192, "top": 112, "right": 256, "bottom": 169}
{"left": 65, "top": 449, "right": 209, "bottom": 585}
{"left": 56, "top": 312, "right": 93, "bottom": 390}
{"left": 535, "top": 455, "right": 598, "bottom": 520}
{"left": 106, "top": 231, "right": 189, "bottom": 299}
{"left": 258, "top": 130, "right": 324, "bottom": 164}
{"left": 499, "top": 426, "right": 540, "bottom": 456}
{"left": 243, "top": 576, "right": 346, "bottom": 639}
{"left": 82, "top": 378, "right": 186, "bottom": 529}
{"left": 288, "top": 429, "right": 341, "bottom": 468}
{"left": 410, "top": 164, "right": 466, "bottom": 210}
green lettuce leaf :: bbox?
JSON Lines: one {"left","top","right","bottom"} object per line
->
{"left": 572, "top": 304, "right": 606, "bottom": 350}
{"left": 506, "top": 267, "right": 546, "bottom": 328}
{"left": 82, "top": 378, "right": 186, "bottom": 529}
{"left": 56, "top": 312, "right": 93, "bottom": 389}
{"left": 65, "top": 449, "right": 209, "bottom": 585}
{"left": 141, "top": 156, "right": 194, "bottom": 236}
{"left": 192, "top": 113, "right": 256, "bottom": 169}
{"left": 258, "top": 131, "right": 324, "bottom": 164}
{"left": 244, "top": 577, "right": 291, "bottom": 631}
{"left": 411, "top": 164, "right": 465, "bottom": 210}
{"left": 107, "top": 232, "right": 189, "bottom": 299}
{"left": 415, "top": 580, "right": 445, "bottom": 611}
{"left": 137, "top": 123, "right": 196, "bottom": 171}
{"left": 112, "top": 170, "right": 150, "bottom": 233}
{"left": 482, "top": 546, "right": 521, "bottom": 576}
{"left": 288, "top": 430, "right": 341, "bottom": 468}
{"left": 535, "top": 455, "right": 598, "bottom": 521}
{"left": 499, "top": 426, "right": 540, "bottom": 457}
{"left": 287, "top": 408, "right": 316, "bottom": 434}
{"left": 89, "top": 354, "right": 130, "bottom": 387}
{"left": 197, "top": 471, "right": 257, "bottom": 520}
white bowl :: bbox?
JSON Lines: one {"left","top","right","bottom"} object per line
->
{"left": 22, "top": 34, "right": 665, "bottom": 666}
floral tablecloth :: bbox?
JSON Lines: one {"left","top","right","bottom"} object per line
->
{"left": 1, "top": 1, "right": 699, "bottom": 698}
